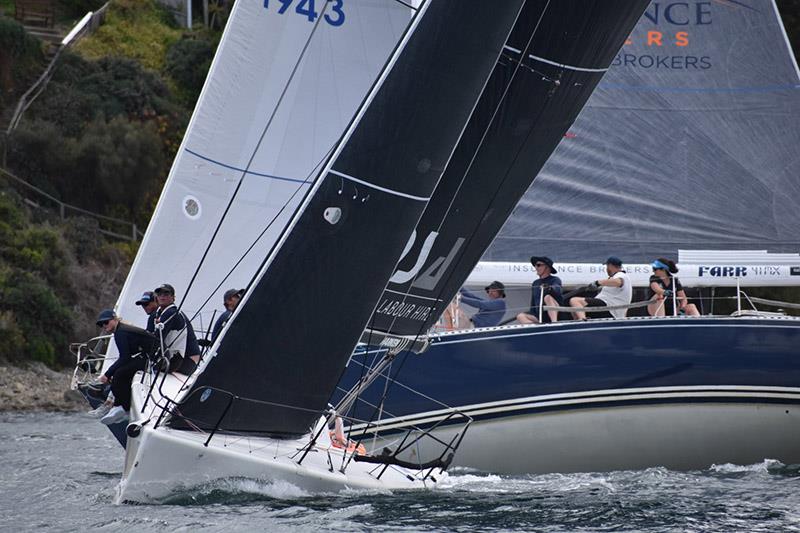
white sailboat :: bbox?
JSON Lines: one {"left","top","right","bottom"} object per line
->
{"left": 85, "top": 0, "right": 550, "bottom": 503}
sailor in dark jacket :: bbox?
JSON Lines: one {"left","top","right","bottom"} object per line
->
{"left": 153, "top": 283, "right": 201, "bottom": 375}
{"left": 96, "top": 309, "right": 155, "bottom": 425}
{"left": 211, "top": 288, "right": 243, "bottom": 343}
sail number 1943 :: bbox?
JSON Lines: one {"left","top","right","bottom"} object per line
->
{"left": 263, "top": 0, "right": 345, "bottom": 27}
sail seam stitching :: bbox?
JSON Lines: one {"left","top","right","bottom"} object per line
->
{"left": 329, "top": 169, "right": 431, "bottom": 202}
{"left": 528, "top": 53, "right": 608, "bottom": 73}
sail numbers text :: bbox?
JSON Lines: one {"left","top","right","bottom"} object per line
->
{"left": 263, "top": 0, "right": 345, "bottom": 27}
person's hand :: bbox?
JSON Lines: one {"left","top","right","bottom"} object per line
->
{"left": 99, "top": 374, "right": 109, "bottom": 384}
{"left": 589, "top": 280, "right": 601, "bottom": 290}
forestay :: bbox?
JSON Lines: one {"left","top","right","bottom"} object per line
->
{"left": 169, "top": 0, "right": 526, "bottom": 438}
{"left": 105, "top": 0, "right": 414, "bottom": 370}
{"left": 485, "top": 0, "right": 800, "bottom": 264}
{"left": 367, "top": 0, "right": 650, "bottom": 338}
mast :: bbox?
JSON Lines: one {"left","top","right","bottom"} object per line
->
{"left": 365, "top": 0, "right": 650, "bottom": 341}
{"left": 169, "top": 0, "right": 527, "bottom": 438}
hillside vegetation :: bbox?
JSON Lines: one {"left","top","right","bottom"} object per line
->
{"left": 0, "top": 0, "right": 221, "bottom": 367}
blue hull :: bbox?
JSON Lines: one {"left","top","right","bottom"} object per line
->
{"left": 336, "top": 316, "right": 800, "bottom": 447}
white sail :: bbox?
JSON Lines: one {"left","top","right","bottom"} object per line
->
{"left": 108, "top": 0, "right": 414, "bottom": 346}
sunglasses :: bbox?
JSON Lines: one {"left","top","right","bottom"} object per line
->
{"left": 535, "top": 262, "right": 546, "bottom": 267}
{"left": 98, "top": 320, "right": 110, "bottom": 327}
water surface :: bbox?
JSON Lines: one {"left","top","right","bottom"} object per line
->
{"left": 1, "top": 412, "right": 798, "bottom": 532}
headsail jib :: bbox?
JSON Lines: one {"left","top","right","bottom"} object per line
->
{"left": 170, "top": 0, "right": 527, "bottom": 438}
{"left": 365, "top": 0, "right": 651, "bottom": 342}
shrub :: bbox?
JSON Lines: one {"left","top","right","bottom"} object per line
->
{"left": 73, "top": 0, "right": 182, "bottom": 71}
{"left": 165, "top": 37, "right": 214, "bottom": 101}
{"left": 26, "top": 53, "right": 175, "bottom": 136}
{"left": 0, "top": 18, "right": 43, "bottom": 105}
{"left": 0, "top": 268, "right": 74, "bottom": 366}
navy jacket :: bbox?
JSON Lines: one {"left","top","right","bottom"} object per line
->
{"left": 105, "top": 323, "right": 155, "bottom": 378}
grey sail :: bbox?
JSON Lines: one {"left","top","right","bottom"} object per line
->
{"left": 169, "top": 0, "right": 525, "bottom": 438}
{"left": 485, "top": 0, "right": 800, "bottom": 264}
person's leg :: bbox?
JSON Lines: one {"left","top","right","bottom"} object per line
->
{"left": 455, "top": 308, "right": 474, "bottom": 329}
{"left": 543, "top": 295, "right": 559, "bottom": 322}
{"left": 110, "top": 357, "right": 146, "bottom": 411}
{"left": 570, "top": 297, "right": 588, "bottom": 320}
{"left": 516, "top": 312, "right": 539, "bottom": 324}
{"left": 684, "top": 303, "right": 700, "bottom": 316}
{"left": 648, "top": 300, "right": 665, "bottom": 316}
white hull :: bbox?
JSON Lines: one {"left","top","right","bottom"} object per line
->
{"left": 116, "top": 374, "right": 443, "bottom": 503}
{"left": 372, "top": 397, "right": 800, "bottom": 474}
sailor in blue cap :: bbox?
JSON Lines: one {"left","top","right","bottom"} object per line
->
{"left": 95, "top": 309, "right": 155, "bottom": 425}
{"left": 135, "top": 290, "right": 158, "bottom": 332}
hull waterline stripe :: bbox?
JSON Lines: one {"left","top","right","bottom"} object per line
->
{"left": 329, "top": 169, "right": 431, "bottom": 202}
{"left": 353, "top": 387, "right": 800, "bottom": 434}
{"left": 528, "top": 53, "right": 608, "bottom": 73}
{"left": 185, "top": 148, "right": 312, "bottom": 185}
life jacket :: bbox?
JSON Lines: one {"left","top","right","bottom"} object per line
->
{"left": 155, "top": 304, "right": 188, "bottom": 358}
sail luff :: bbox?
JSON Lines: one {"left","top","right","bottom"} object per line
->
{"left": 170, "top": 0, "right": 527, "bottom": 438}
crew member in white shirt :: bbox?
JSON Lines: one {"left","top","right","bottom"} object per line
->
{"left": 569, "top": 256, "right": 632, "bottom": 320}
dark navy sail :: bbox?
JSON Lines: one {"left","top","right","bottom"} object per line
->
{"left": 169, "top": 0, "right": 526, "bottom": 437}
{"left": 368, "top": 0, "right": 650, "bottom": 337}
{"left": 486, "top": 0, "right": 800, "bottom": 263}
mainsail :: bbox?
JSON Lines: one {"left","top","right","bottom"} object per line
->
{"left": 109, "top": 0, "right": 415, "bottom": 340}
{"left": 169, "top": 0, "right": 526, "bottom": 437}
{"left": 367, "top": 0, "right": 650, "bottom": 338}
{"left": 485, "top": 0, "right": 800, "bottom": 264}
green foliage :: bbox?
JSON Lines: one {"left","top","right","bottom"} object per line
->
{"left": 0, "top": 18, "right": 44, "bottom": 107}
{"left": 0, "top": 268, "right": 74, "bottom": 366}
{"left": 74, "top": 0, "right": 182, "bottom": 71}
{"left": 0, "top": 17, "right": 42, "bottom": 56}
{"left": 0, "top": 195, "right": 75, "bottom": 366}
{"left": 165, "top": 36, "right": 213, "bottom": 102}
{"left": 27, "top": 53, "right": 176, "bottom": 137}
{"left": 9, "top": 115, "right": 165, "bottom": 222}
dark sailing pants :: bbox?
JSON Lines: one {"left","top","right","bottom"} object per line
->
{"left": 110, "top": 356, "right": 147, "bottom": 411}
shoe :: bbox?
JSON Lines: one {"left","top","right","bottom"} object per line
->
{"left": 86, "top": 402, "right": 112, "bottom": 418}
{"left": 100, "top": 406, "right": 129, "bottom": 425}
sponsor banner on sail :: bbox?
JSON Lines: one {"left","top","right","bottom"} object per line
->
{"left": 367, "top": 0, "right": 650, "bottom": 339}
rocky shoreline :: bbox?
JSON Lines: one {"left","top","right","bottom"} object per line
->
{"left": 0, "top": 362, "right": 85, "bottom": 412}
